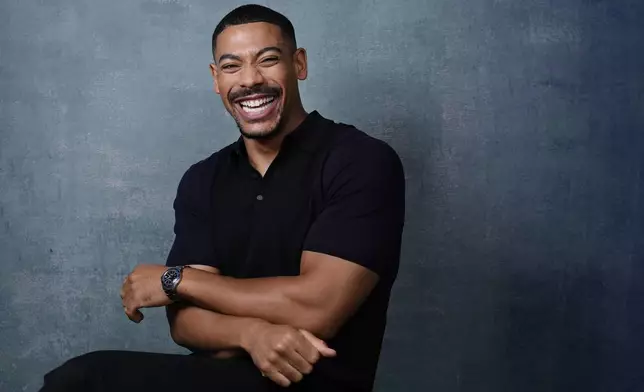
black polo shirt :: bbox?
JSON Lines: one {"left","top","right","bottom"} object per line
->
{"left": 166, "top": 111, "right": 405, "bottom": 391}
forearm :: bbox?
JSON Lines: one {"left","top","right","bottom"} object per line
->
{"left": 166, "top": 303, "right": 265, "bottom": 353}
{"left": 177, "top": 269, "right": 325, "bottom": 336}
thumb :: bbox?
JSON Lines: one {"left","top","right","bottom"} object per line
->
{"left": 134, "top": 309, "right": 144, "bottom": 323}
{"left": 299, "top": 330, "right": 336, "bottom": 357}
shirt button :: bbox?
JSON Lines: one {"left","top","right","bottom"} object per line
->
{"left": 256, "top": 194, "right": 264, "bottom": 201}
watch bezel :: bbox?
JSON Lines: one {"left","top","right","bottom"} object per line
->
{"left": 161, "top": 266, "right": 186, "bottom": 301}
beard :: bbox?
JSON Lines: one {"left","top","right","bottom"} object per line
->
{"left": 233, "top": 110, "right": 285, "bottom": 140}
{"left": 227, "top": 84, "right": 285, "bottom": 140}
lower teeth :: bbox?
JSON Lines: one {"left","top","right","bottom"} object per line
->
{"left": 241, "top": 101, "right": 273, "bottom": 114}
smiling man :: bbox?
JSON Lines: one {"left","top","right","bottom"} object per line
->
{"left": 40, "top": 4, "right": 405, "bottom": 392}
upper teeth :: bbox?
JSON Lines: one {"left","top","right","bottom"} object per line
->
{"left": 240, "top": 97, "right": 274, "bottom": 108}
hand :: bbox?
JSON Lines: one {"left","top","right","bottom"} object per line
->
{"left": 241, "top": 321, "right": 336, "bottom": 387}
{"left": 120, "top": 264, "right": 172, "bottom": 323}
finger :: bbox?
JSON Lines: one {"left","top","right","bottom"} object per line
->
{"left": 299, "top": 330, "right": 336, "bottom": 357}
{"left": 124, "top": 307, "right": 144, "bottom": 323}
{"left": 293, "top": 333, "right": 320, "bottom": 365}
{"left": 124, "top": 306, "right": 136, "bottom": 322}
{"left": 264, "top": 369, "right": 292, "bottom": 388}
{"left": 284, "top": 349, "right": 313, "bottom": 375}
{"left": 124, "top": 306, "right": 136, "bottom": 321}
{"left": 273, "top": 359, "right": 303, "bottom": 384}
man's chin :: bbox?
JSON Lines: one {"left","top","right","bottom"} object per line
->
{"left": 239, "top": 127, "right": 280, "bottom": 140}
{"left": 234, "top": 120, "right": 276, "bottom": 139}
{"left": 236, "top": 116, "right": 283, "bottom": 141}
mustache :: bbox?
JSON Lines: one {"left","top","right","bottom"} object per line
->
{"left": 229, "top": 85, "right": 281, "bottom": 102}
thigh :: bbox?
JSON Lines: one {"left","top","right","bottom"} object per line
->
{"left": 40, "top": 350, "right": 275, "bottom": 392}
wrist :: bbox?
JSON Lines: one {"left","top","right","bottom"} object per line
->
{"left": 161, "top": 265, "right": 189, "bottom": 302}
{"left": 175, "top": 266, "right": 198, "bottom": 299}
{"left": 239, "top": 318, "right": 268, "bottom": 351}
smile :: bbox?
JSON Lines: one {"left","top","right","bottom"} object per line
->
{"left": 239, "top": 96, "right": 275, "bottom": 111}
{"left": 234, "top": 94, "right": 280, "bottom": 121}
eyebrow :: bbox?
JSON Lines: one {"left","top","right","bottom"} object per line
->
{"left": 217, "top": 46, "right": 283, "bottom": 64}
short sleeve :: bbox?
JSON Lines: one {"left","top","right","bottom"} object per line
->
{"left": 165, "top": 159, "right": 219, "bottom": 268}
{"left": 303, "top": 137, "right": 406, "bottom": 280}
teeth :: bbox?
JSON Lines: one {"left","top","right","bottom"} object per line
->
{"left": 239, "top": 97, "right": 274, "bottom": 108}
{"left": 241, "top": 105, "right": 268, "bottom": 114}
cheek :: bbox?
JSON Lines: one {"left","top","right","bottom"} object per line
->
{"left": 218, "top": 86, "right": 233, "bottom": 104}
{"left": 216, "top": 77, "right": 232, "bottom": 98}
{"left": 262, "top": 67, "right": 290, "bottom": 87}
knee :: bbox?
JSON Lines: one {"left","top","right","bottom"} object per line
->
{"left": 41, "top": 351, "right": 114, "bottom": 391}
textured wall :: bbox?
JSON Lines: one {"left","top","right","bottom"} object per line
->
{"left": 1, "top": 1, "right": 643, "bottom": 391}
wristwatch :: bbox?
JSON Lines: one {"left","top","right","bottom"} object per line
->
{"left": 161, "top": 265, "right": 189, "bottom": 301}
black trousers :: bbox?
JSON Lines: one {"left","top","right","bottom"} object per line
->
{"left": 39, "top": 350, "right": 330, "bottom": 392}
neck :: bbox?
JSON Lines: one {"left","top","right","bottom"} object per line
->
{"left": 243, "top": 105, "right": 308, "bottom": 176}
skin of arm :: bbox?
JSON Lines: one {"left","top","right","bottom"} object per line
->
{"left": 167, "top": 264, "right": 265, "bottom": 356}
{"left": 177, "top": 251, "right": 380, "bottom": 340}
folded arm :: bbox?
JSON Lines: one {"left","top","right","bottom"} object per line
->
{"left": 167, "top": 138, "right": 405, "bottom": 343}
{"left": 166, "top": 265, "right": 264, "bottom": 356}
{"left": 177, "top": 252, "right": 379, "bottom": 339}
{"left": 175, "top": 139, "right": 404, "bottom": 339}
{"left": 167, "top": 303, "right": 258, "bottom": 356}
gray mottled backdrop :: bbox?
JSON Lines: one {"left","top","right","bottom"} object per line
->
{"left": 1, "top": 1, "right": 643, "bottom": 391}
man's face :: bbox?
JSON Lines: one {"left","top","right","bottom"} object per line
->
{"left": 211, "top": 22, "right": 307, "bottom": 140}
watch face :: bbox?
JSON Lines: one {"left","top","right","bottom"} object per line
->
{"left": 162, "top": 268, "right": 180, "bottom": 288}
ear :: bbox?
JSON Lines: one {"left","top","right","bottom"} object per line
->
{"left": 209, "top": 63, "right": 220, "bottom": 95}
{"left": 293, "top": 48, "right": 308, "bottom": 81}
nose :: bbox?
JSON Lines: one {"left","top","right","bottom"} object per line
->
{"left": 239, "top": 64, "right": 264, "bottom": 88}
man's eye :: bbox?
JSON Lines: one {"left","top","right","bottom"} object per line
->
{"left": 261, "top": 57, "right": 279, "bottom": 64}
{"left": 221, "top": 64, "right": 239, "bottom": 71}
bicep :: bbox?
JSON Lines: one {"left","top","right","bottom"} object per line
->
{"left": 300, "top": 251, "right": 379, "bottom": 330}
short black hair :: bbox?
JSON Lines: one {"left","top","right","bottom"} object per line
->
{"left": 211, "top": 4, "right": 297, "bottom": 61}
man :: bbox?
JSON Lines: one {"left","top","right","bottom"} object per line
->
{"left": 40, "top": 4, "right": 405, "bottom": 392}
